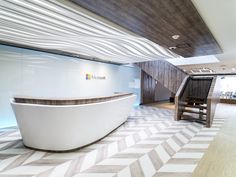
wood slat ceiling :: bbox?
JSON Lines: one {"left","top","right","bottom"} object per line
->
{"left": 71, "top": 0, "right": 222, "bottom": 57}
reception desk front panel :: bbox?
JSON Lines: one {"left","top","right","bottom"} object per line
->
{"left": 11, "top": 94, "right": 136, "bottom": 151}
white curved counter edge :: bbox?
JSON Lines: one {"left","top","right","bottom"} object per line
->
{"left": 11, "top": 94, "right": 136, "bottom": 151}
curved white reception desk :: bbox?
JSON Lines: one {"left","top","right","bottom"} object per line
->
{"left": 11, "top": 93, "right": 136, "bottom": 151}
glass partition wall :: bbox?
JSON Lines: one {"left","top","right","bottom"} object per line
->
{"left": 220, "top": 76, "right": 236, "bottom": 100}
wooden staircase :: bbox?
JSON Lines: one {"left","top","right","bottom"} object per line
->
{"left": 180, "top": 97, "right": 207, "bottom": 123}
{"left": 175, "top": 76, "right": 221, "bottom": 127}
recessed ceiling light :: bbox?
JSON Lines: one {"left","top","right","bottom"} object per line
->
{"left": 172, "top": 35, "right": 180, "bottom": 40}
{"left": 169, "top": 46, "right": 177, "bottom": 50}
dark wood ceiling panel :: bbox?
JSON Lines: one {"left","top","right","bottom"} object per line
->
{"left": 71, "top": 0, "right": 222, "bottom": 57}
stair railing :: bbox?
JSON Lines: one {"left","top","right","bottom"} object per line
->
{"left": 175, "top": 76, "right": 190, "bottom": 121}
{"left": 206, "top": 76, "right": 221, "bottom": 127}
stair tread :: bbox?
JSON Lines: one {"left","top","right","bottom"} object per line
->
{"left": 180, "top": 103, "right": 207, "bottom": 109}
{"left": 184, "top": 100, "right": 206, "bottom": 104}
{"left": 186, "top": 96, "right": 205, "bottom": 100}
{"left": 185, "top": 97, "right": 206, "bottom": 104}
{"left": 182, "top": 109, "right": 207, "bottom": 115}
{"left": 181, "top": 114, "right": 206, "bottom": 123}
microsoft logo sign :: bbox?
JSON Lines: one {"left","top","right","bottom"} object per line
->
{"left": 86, "top": 73, "right": 106, "bottom": 80}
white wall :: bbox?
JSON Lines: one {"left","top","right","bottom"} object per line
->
{"left": 0, "top": 45, "right": 141, "bottom": 128}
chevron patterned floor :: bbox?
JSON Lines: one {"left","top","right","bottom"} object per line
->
{"left": 0, "top": 105, "right": 224, "bottom": 177}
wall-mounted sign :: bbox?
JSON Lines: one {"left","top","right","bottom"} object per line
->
{"left": 86, "top": 73, "right": 106, "bottom": 80}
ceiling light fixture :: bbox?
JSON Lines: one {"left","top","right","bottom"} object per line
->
{"left": 172, "top": 35, "right": 180, "bottom": 40}
{"left": 169, "top": 46, "right": 177, "bottom": 50}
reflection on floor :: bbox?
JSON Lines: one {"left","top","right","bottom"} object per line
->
{"left": 0, "top": 105, "right": 224, "bottom": 177}
{"left": 146, "top": 101, "right": 175, "bottom": 110}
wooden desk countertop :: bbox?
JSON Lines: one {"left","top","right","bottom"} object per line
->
{"left": 13, "top": 93, "right": 134, "bottom": 105}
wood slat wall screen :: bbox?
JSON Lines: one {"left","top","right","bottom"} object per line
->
{"left": 141, "top": 71, "right": 172, "bottom": 104}
{"left": 136, "top": 60, "right": 187, "bottom": 94}
{"left": 141, "top": 71, "right": 156, "bottom": 104}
